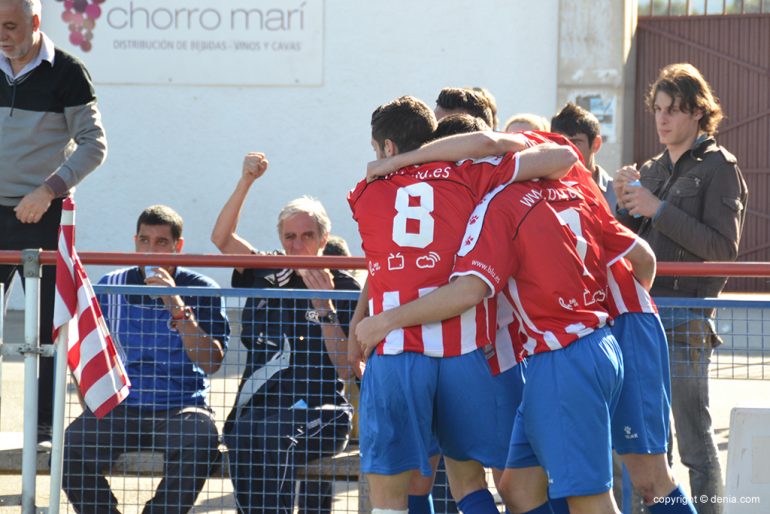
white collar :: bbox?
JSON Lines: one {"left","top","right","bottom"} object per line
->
{"left": 0, "top": 31, "right": 55, "bottom": 80}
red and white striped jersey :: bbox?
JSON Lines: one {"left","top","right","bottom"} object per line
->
{"left": 524, "top": 131, "right": 657, "bottom": 318}
{"left": 348, "top": 153, "right": 521, "bottom": 357}
{"left": 452, "top": 179, "right": 638, "bottom": 359}
{"left": 553, "top": 146, "right": 658, "bottom": 318}
{"left": 607, "top": 258, "right": 658, "bottom": 316}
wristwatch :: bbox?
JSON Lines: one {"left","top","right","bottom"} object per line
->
{"left": 305, "top": 309, "right": 338, "bottom": 325}
{"left": 171, "top": 305, "right": 194, "bottom": 321}
{"left": 168, "top": 305, "right": 194, "bottom": 331}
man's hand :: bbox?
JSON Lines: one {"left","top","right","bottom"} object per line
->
{"left": 242, "top": 152, "right": 268, "bottom": 183}
{"left": 355, "top": 313, "right": 390, "bottom": 359}
{"left": 144, "top": 267, "right": 182, "bottom": 307}
{"left": 298, "top": 268, "right": 336, "bottom": 311}
{"left": 366, "top": 157, "right": 399, "bottom": 182}
{"left": 14, "top": 184, "right": 55, "bottom": 224}
{"left": 613, "top": 164, "right": 640, "bottom": 209}
{"left": 623, "top": 184, "right": 662, "bottom": 219}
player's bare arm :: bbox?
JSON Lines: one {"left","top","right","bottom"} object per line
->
{"left": 355, "top": 275, "right": 489, "bottom": 357}
{"left": 516, "top": 142, "right": 578, "bottom": 181}
{"left": 366, "top": 131, "right": 576, "bottom": 182}
{"left": 347, "top": 280, "right": 370, "bottom": 378}
{"left": 366, "top": 130, "right": 528, "bottom": 179}
{"left": 211, "top": 152, "right": 268, "bottom": 269}
{"left": 622, "top": 237, "right": 657, "bottom": 291}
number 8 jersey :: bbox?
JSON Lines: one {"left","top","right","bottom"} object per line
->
{"left": 348, "top": 154, "right": 521, "bottom": 357}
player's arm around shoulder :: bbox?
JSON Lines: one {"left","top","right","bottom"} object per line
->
{"left": 515, "top": 143, "right": 579, "bottom": 181}
{"left": 366, "top": 131, "right": 531, "bottom": 181}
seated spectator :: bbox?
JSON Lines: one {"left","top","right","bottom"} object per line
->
{"left": 211, "top": 152, "right": 359, "bottom": 514}
{"left": 62, "top": 205, "right": 230, "bottom": 514}
{"left": 503, "top": 112, "right": 550, "bottom": 132}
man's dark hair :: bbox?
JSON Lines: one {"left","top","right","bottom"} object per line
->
{"left": 323, "top": 234, "right": 351, "bottom": 257}
{"left": 371, "top": 96, "right": 437, "bottom": 153}
{"left": 136, "top": 205, "right": 184, "bottom": 240}
{"left": 471, "top": 86, "right": 498, "bottom": 129}
{"left": 645, "top": 63, "right": 723, "bottom": 135}
{"left": 436, "top": 87, "right": 494, "bottom": 129}
{"left": 431, "top": 113, "right": 490, "bottom": 140}
{"left": 551, "top": 102, "right": 601, "bottom": 146}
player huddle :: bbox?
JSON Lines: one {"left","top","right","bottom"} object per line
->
{"left": 347, "top": 94, "right": 697, "bottom": 514}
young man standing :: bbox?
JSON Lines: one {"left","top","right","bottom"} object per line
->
{"left": 615, "top": 63, "right": 748, "bottom": 514}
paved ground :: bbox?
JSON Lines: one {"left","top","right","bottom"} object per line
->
{"left": 1, "top": 309, "right": 769, "bottom": 513}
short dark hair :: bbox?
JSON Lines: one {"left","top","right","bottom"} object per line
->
{"left": 646, "top": 63, "right": 723, "bottom": 135}
{"left": 431, "top": 113, "right": 489, "bottom": 140}
{"left": 551, "top": 102, "right": 601, "bottom": 146}
{"left": 323, "top": 235, "right": 351, "bottom": 257}
{"left": 436, "top": 87, "right": 494, "bottom": 128}
{"left": 136, "top": 205, "right": 183, "bottom": 241}
{"left": 371, "top": 96, "right": 436, "bottom": 153}
{"left": 471, "top": 87, "right": 499, "bottom": 129}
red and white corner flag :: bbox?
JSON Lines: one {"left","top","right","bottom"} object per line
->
{"left": 52, "top": 198, "right": 130, "bottom": 419}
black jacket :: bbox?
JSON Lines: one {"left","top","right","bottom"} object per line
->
{"left": 231, "top": 264, "right": 360, "bottom": 411}
{"left": 617, "top": 137, "right": 748, "bottom": 299}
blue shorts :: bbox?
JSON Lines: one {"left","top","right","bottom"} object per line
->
{"left": 436, "top": 352, "right": 525, "bottom": 469}
{"left": 359, "top": 349, "right": 523, "bottom": 476}
{"left": 359, "top": 352, "right": 440, "bottom": 476}
{"left": 506, "top": 328, "right": 624, "bottom": 499}
{"left": 610, "top": 312, "right": 671, "bottom": 455}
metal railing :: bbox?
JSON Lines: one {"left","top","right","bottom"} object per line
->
{"left": 1, "top": 250, "right": 769, "bottom": 513}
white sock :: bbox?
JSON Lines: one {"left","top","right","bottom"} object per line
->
{"left": 371, "top": 509, "right": 409, "bottom": 514}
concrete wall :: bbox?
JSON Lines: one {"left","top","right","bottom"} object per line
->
{"left": 556, "top": 0, "right": 638, "bottom": 174}
{"left": 15, "top": 0, "right": 559, "bottom": 301}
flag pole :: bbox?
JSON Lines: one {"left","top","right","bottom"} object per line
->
{"left": 21, "top": 249, "right": 41, "bottom": 514}
{"left": 48, "top": 326, "right": 69, "bottom": 514}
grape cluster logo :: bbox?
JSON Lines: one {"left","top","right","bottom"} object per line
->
{"left": 56, "top": 0, "right": 106, "bottom": 52}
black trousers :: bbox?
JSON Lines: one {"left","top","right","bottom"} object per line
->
{"left": 225, "top": 406, "right": 351, "bottom": 514}
{"left": 0, "top": 199, "right": 63, "bottom": 432}
{"left": 62, "top": 404, "right": 220, "bottom": 514}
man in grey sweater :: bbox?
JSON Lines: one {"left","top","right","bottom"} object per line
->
{"left": 0, "top": 0, "right": 107, "bottom": 442}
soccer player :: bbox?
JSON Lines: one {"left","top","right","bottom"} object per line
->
{"left": 362, "top": 130, "right": 696, "bottom": 514}
{"left": 367, "top": 129, "right": 696, "bottom": 513}
{"left": 515, "top": 131, "right": 695, "bottom": 513}
{"left": 434, "top": 86, "right": 494, "bottom": 128}
{"left": 357, "top": 173, "right": 651, "bottom": 514}
{"left": 348, "top": 96, "right": 577, "bottom": 514}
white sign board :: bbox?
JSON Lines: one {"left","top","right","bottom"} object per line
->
{"left": 41, "top": 0, "right": 324, "bottom": 86}
{"left": 574, "top": 93, "right": 617, "bottom": 144}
